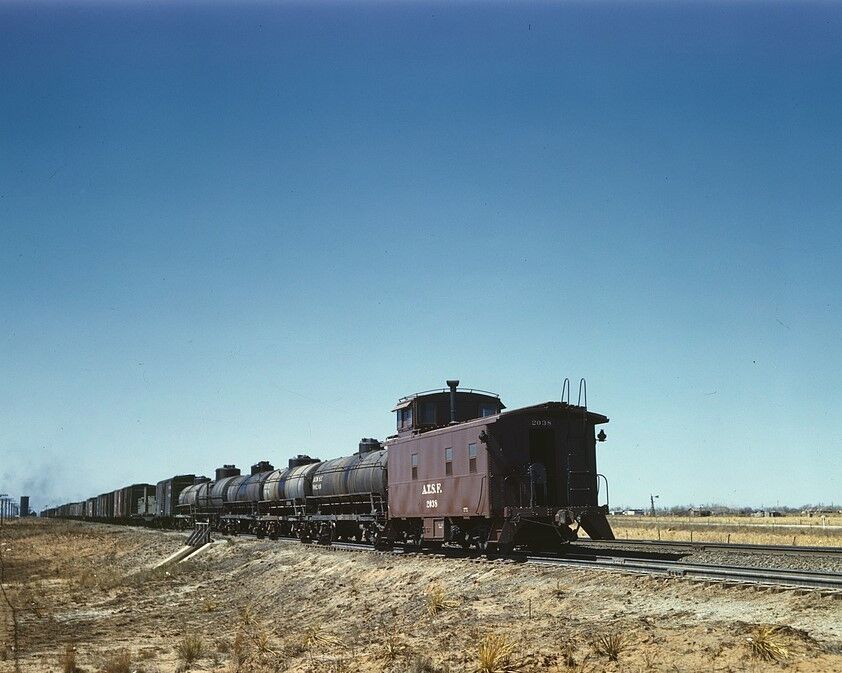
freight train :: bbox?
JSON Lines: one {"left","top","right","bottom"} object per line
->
{"left": 41, "top": 380, "right": 615, "bottom": 551}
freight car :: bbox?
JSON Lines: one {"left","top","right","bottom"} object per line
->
{"left": 172, "top": 381, "right": 613, "bottom": 548}
{"left": 154, "top": 474, "right": 203, "bottom": 525}
{"left": 113, "top": 483, "right": 156, "bottom": 520}
{"left": 40, "top": 380, "right": 614, "bottom": 551}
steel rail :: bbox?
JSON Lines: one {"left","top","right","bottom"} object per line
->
{"left": 251, "top": 537, "right": 842, "bottom": 592}
{"left": 574, "top": 538, "right": 842, "bottom": 556}
{"left": 524, "top": 553, "right": 842, "bottom": 590}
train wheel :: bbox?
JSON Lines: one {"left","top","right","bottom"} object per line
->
{"left": 317, "top": 525, "right": 333, "bottom": 545}
{"left": 373, "top": 533, "right": 393, "bottom": 551}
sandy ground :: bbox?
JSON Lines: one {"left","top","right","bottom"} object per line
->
{"left": 1, "top": 519, "right": 841, "bottom": 673}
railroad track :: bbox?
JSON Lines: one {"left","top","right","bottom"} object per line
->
{"left": 222, "top": 534, "right": 842, "bottom": 592}
{"left": 524, "top": 553, "right": 842, "bottom": 591}
{"left": 573, "top": 538, "right": 842, "bottom": 557}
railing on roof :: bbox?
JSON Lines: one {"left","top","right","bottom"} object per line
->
{"left": 396, "top": 387, "right": 500, "bottom": 404}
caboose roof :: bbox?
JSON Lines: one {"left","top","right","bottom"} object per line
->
{"left": 503, "top": 401, "right": 609, "bottom": 425}
{"left": 386, "top": 400, "right": 608, "bottom": 444}
{"left": 391, "top": 387, "right": 504, "bottom": 412}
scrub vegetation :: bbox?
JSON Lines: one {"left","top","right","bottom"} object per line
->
{"left": 0, "top": 519, "right": 840, "bottom": 673}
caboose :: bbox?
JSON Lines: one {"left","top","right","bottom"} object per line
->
{"left": 384, "top": 380, "right": 614, "bottom": 550}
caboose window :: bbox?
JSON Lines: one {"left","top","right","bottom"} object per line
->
{"left": 468, "top": 442, "right": 477, "bottom": 473}
{"left": 445, "top": 447, "right": 453, "bottom": 476}
{"left": 411, "top": 453, "right": 418, "bottom": 480}
{"left": 480, "top": 404, "right": 496, "bottom": 417}
{"left": 398, "top": 407, "right": 413, "bottom": 429}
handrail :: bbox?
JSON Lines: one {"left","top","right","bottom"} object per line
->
{"left": 396, "top": 387, "right": 500, "bottom": 403}
{"left": 596, "top": 473, "right": 609, "bottom": 508}
{"left": 561, "top": 378, "right": 570, "bottom": 405}
{"left": 577, "top": 378, "right": 587, "bottom": 408}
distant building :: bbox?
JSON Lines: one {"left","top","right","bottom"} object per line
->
{"left": 752, "top": 510, "right": 783, "bottom": 518}
{"left": 623, "top": 509, "right": 645, "bottom": 516}
{"left": 689, "top": 508, "right": 712, "bottom": 517}
{"left": 802, "top": 509, "right": 835, "bottom": 517}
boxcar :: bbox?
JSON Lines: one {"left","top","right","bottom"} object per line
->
{"left": 155, "top": 475, "right": 198, "bottom": 518}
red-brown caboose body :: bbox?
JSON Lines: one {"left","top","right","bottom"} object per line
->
{"left": 384, "top": 381, "right": 613, "bottom": 550}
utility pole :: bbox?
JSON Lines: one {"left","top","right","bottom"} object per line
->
{"left": 650, "top": 493, "right": 659, "bottom": 517}
{"left": 0, "top": 494, "right": 7, "bottom": 527}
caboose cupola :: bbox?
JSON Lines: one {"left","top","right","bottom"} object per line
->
{"left": 392, "top": 380, "right": 505, "bottom": 435}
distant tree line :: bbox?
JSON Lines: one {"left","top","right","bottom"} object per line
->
{"left": 612, "top": 503, "right": 840, "bottom": 516}
{"left": 660, "top": 504, "right": 840, "bottom": 516}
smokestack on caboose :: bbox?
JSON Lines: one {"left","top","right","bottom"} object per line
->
{"left": 446, "top": 379, "right": 459, "bottom": 424}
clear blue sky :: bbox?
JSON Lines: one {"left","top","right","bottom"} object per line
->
{"left": 2, "top": 1, "right": 840, "bottom": 512}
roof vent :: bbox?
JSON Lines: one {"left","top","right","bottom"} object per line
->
{"left": 446, "top": 379, "right": 459, "bottom": 424}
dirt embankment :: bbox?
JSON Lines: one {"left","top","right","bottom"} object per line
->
{"left": 1, "top": 519, "right": 840, "bottom": 673}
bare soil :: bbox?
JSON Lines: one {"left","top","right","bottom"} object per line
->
{"left": 1, "top": 519, "right": 841, "bottom": 673}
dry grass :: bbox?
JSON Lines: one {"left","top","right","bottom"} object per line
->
{"left": 223, "top": 607, "right": 291, "bottom": 672}
{"left": 81, "top": 563, "right": 182, "bottom": 591}
{"left": 100, "top": 649, "right": 133, "bottom": 673}
{"left": 227, "top": 631, "right": 286, "bottom": 673}
{"left": 303, "top": 626, "right": 345, "bottom": 650}
{"left": 559, "top": 641, "right": 577, "bottom": 669}
{"left": 318, "top": 657, "right": 350, "bottom": 673}
{"left": 250, "top": 629, "right": 277, "bottom": 656}
{"left": 374, "top": 631, "right": 409, "bottom": 664}
{"left": 552, "top": 580, "right": 565, "bottom": 599}
{"left": 476, "top": 633, "right": 518, "bottom": 673}
{"left": 607, "top": 514, "right": 842, "bottom": 547}
{"left": 745, "top": 626, "right": 790, "bottom": 662}
{"left": 231, "top": 632, "right": 248, "bottom": 666}
{"left": 175, "top": 634, "right": 205, "bottom": 665}
{"left": 426, "top": 583, "right": 459, "bottom": 616}
{"left": 640, "top": 650, "right": 659, "bottom": 672}
{"left": 622, "top": 513, "right": 842, "bottom": 527}
{"left": 239, "top": 604, "right": 257, "bottom": 625}
{"left": 591, "top": 632, "right": 628, "bottom": 661}
{"left": 8, "top": 519, "right": 841, "bottom": 673}
{"left": 404, "top": 654, "right": 450, "bottom": 673}
{"left": 280, "top": 636, "right": 307, "bottom": 658}
{"left": 60, "top": 645, "right": 78, "bottom": 673}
